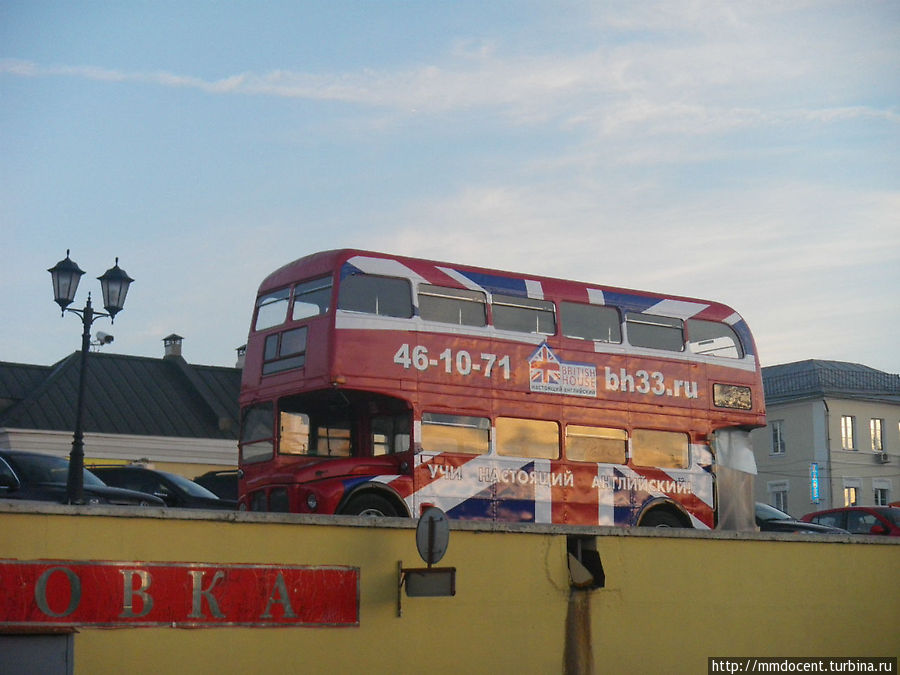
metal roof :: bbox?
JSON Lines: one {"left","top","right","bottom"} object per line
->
{"left": 762, "top": 359, "right": 900, "bottom": 404}
{"left": 0, "top": 352, "right": 241, "bottom": 439}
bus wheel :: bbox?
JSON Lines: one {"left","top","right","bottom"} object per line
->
{"left": 640, "top": 510, "right": 685, "bottom": 528}
{"left": 343, "top": 494, "right": 397, "bottom": 517}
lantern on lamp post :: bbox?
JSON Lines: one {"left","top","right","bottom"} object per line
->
{"left": 48, "top": 251, "right": 134, "bottom": 504}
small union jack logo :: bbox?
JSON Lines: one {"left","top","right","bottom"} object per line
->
{"left": 529, "top": 343, "right": 561, "bottom": 385}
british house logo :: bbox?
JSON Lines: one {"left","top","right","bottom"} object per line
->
{"left": 528, "top": 343, "right": 597, "bottom": 397}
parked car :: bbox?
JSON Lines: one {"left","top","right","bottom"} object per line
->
{"left": 0, "top": 450, "right": 164, "bottom": 506}
{"left": 755, "top": 502, "right": 848, "bottom": 535}
{"left": 801, "top": 506, "right": 900, "bottom": 536}
{"left": 192, "top": 469, "right": 240, "bottom": 501}
{"left": 89, "top": 466, "right": 236, "bottom": 510}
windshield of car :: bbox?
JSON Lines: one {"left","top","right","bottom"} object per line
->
{"left": 7, "top": 453, "right": 106, "bottom": 487}
{"left": 755, "top": 503, "right": 792, "bottom": 522}
{"left": 162, "top": 471, "right": 221, "bottom": 498}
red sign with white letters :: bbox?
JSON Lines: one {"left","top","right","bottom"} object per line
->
{"left": 0, "top": 560, "right": 359, "bottom": 628}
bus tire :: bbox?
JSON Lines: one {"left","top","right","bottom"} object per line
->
{"left": 342, "top": 493, "right": 397, "bottom": 517}
{"left": 640, "top": 509, "right": 686, "bottom": 528}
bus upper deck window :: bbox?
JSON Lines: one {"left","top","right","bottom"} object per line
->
{"left": 255, "top": 289, "right": 290, "bottom": 331}
{"left": 686, "top": 319, "right": 744, "bottom": 359}
{"left": 560, "top": 302, "right": 622, "bottom": 343}
{"left": 492, "top": 294, "right": 556, "bottom": 335}
{"left": 625, "top": 312, "right": 684, "bottom": 351}
{"left": 338, "top": 274, "right": 413, "bottom": 318}
{"left": 418, "top": 284, "right": 487, "bottom": 327}
{"left": 292, "top": 276, "right": 333, "bottom": 321}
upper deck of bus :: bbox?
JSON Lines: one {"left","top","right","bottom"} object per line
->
{"left": 255, "top": 249, "right": 752, "bottom": 325}
{"left": 242, "top": 248, "right": 765, "bottom": 425}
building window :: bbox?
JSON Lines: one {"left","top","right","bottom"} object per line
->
{"left": 767, "top": 481, "right": 789, "bottom": 512}
{"left": 840, "top": 415, "right": 856, "bottom": 451}
{"left": 870, "top": 418, "right": 884, "bottom": 452}
{"left": 770, "top": 420, "right": 785, "bottom": 455}
{"left": 873, "top": 479, "right": 892, "bottom": 507}
{"left": 843, "top": 478, "right": 861, "bottom": 507}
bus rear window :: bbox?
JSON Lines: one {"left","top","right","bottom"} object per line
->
{"left": 418, "top": 284, "right": 487, "bottom": 327}
{"left": 338, "top": 274, "right": 413, "bottom": 318}
{"left": 625, "top": 312, "right": 684, "bottom": 351}
{"left": 687, "top": 319, "right": 744, "bottom": 359}
{"left": 631, "top": 429, "right": 689, "bottom": 469}
{"left": 560, "top": 302, "right": 622, "bottom": 343}
{"left": 421, "top": 413, "right": 489, "bottom": 455}
{"left": 492, "top": 294, "right": 556, "bottom": 335}
{"left": 566, "top": 425, "right": 627, "bottom": 463}
{"left": 496, "top": 417, "right": 559, "bottom": 459}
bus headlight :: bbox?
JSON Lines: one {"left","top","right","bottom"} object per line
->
{"left": 306, "top": 493, "right": 318, "bottom": 511}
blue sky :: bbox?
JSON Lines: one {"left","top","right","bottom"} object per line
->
{"left": 2, "top": 1, "right": 898, "bottom": 373}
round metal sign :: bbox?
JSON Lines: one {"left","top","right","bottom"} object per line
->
{"left": 415, "top": 507, "right": 450, "bottom": 565}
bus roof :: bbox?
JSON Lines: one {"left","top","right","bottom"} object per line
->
{"left": 258, "top": 248, "right": 745, "bottom": 323}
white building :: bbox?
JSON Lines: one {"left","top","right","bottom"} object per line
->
{"left": 751, "top": 360, "right": 899, "bottom": 518}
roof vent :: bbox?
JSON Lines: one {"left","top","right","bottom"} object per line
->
{"left": 163, "top": 334, "right": 184, "bottom": 358}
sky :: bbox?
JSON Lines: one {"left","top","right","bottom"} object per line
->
{"left": 2, "top": 1, "right": 898, "bottom": 374}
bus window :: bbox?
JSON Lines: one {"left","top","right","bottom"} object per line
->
{"left": 560, "top": 302, "right": 622, "bottom": 343}
{"left": 632, "top": 429, "right": 689, "bottom": 469}
{"left": 292, "top": 276, "right": 333, "bottom": 321}
{"left": 338, "top": 274, "right": 413, "bottom": 318}
{"left": 418, "top": 284, "right": 487, "bottom": 327}
{"left": 316, "top": 425, "right": 352, "bottom": 457}
{"left": 241, "top": 403, "right": 275, "bottom": 463}
{"left": 421, "top": 413, "right": 489, "bottom": 455}
{"left": 566, "top": 425, "right": 627, "bottom": 463}
{"left": 263, "top": 327, "right": 308, "bottom": 375}
{"left": 255, "top": 289, "right": 290, "bottom": 331}
{"left": 625, "top": 313, "right": 684, "bottom": 351}
{"left": 492, "top": 294, "right": 556, "bottom": 335}
{"left": 279, "top": 411, "right": 310, "bottom": 455}
{"left": 372, "top": 414, "right": 411, "bottom": 456}
{"left": 687, "top": 319, "right": 744, "bottom": 359}
{"left": 496, "top": 417, "right": 559, "bottom": 459}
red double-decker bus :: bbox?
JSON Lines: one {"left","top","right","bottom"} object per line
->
{"left": 238, "top": 249, "right": 765, "bottom": 528}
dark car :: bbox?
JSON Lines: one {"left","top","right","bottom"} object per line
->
{"left": 192, "top": 469, "right": 240, "bottom": 501}
{"left": 801, "top": 506, "right": 900, "bottom": 536}
{"left": 89, "top": 466, "right": 236, "bottom": 510}
{"left": 0, "top": 450, "right": 164, "bottom": 506}
{"left": 755, "top": 502, "right": 848, "bottom": 535}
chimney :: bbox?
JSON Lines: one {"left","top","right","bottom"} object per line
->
{"left": 235, "top": 344, "right": 246, "bottom": 369}
{"left": 163, "top": 334, "right": 184, "bottom": 359}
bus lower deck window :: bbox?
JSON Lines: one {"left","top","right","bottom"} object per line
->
{"left": 566, "top": 426, "right": 627, "bottom": 463}
{"left": 631, "top": 429, "right": 689, "bottom": 469}
{"left": 496, "top": 417, "right": 559, "bottom": 459}
{"left": 421, "top": 413, "right": 490, "bottom": 455}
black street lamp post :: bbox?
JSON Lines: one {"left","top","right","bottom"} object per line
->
{"left": 48, "top": 250, "right": 134, "bottom": 504}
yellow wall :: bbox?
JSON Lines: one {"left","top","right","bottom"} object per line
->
{"left": 1, "top": 506, "right": 897, "bottom": 675}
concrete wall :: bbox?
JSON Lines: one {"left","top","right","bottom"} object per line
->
{"left": 1, "top": 504, "right": 897, "bottom": 674}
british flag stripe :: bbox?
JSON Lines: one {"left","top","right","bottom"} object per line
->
{"left": 533, "top": 458, "right": 552, "bottom": 523}
{"left": 344, "top": 256, "right": 429, "bottom": 284}
{"left": 596, "top": 465, "right": 616, "bottom": 526}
